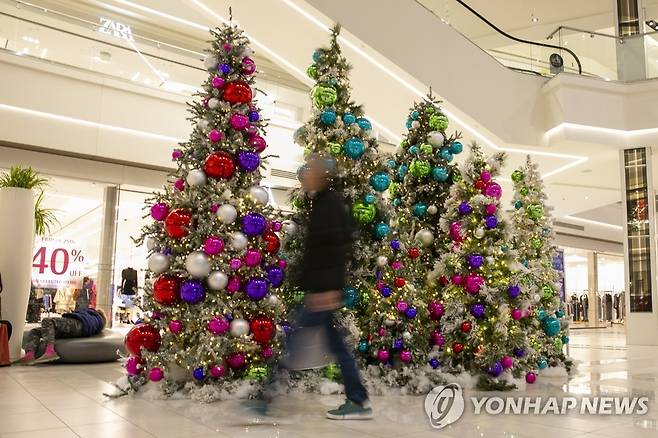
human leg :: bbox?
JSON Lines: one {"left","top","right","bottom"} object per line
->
{"left": 21, "top": 327, "right": 43, "bottom": 363}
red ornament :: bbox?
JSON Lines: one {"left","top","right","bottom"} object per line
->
{"left": 474, "top": 345, "right": 484, "bottom": 355}
{"left": 261, "top": 231, "right": 281, "bottom": 254}
{"left": 164, "top": 209, "right": 192, "bottom": 239}
{"left": 438, "top": 276, "right": 449, "bottom": 286}
{"left": 461, "top": 321, "right": 472, "bottom": 333}
{"left": 153, "top": 275, "right": 181, "bottom": 305}
{"left": 367, "top": 334, "right": 374, "bottom": 342}
{"left": 394, "top": 277, "right": 406, "bottom": 288}
{"left": 222, "top": 80, "right": 253, "bottom": 105}
{"left": 453, "top": 342, "right": 464, "bottom": 354}
{"left": 474, "top": 180, "right": 486, "bottom": 191}
{"left": 249, "top": 315, "right": 275, "bottom": 343}
{"left": 204, "top": 151, "right": 236, "bottom": 179}
{"left": 407, "top": 247, "right": 420, "bottom": 259}
{"left": 125, "top": 323, "right": 161, "bottom": 357}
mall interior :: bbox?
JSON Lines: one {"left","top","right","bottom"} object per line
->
{"left": 0, "top": 0, "right": 657, "bottom": 436}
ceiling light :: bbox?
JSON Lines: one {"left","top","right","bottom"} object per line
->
{"left": 562, "top": 215, "right": 623, "bottom": 230}
{"left": 531, "top": 15, "right": 539, "bottom": 23}
{"left": 647, "top": 20, "right": 658, "bottom": 31}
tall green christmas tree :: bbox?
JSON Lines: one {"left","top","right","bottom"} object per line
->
{"left": 509, "top": 157, "right": 571, "bottom": 372}
{"left": 125, "top": 23, "right": 287, "bottom": 399}
{"left": 432, "top": 144, "right": 535, "bottom": 389}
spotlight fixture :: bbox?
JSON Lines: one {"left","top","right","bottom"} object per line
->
{"left": 531, "top": 14, "right": 539, "bottom": 23}
{"left": 647, "top": 19, "right": 658, "bottom": 31}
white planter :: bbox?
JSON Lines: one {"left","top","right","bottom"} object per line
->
{"left": 0, "top": 187, "right": 35, "bottom": 361}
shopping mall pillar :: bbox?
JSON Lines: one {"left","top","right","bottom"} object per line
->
{"left": 97, "top": 186, "right": 118, "bottom": 324}
{"left": 620, "top": 148, "right": 658, "bottom": 345}
{"left": 615, "top": 0, "right": 647, "bottom": 81}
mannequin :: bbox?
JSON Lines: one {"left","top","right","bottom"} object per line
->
{"left": 120, "top": 267, "right": 138, "bottom": 296}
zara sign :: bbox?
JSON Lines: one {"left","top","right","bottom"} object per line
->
{"left": 98, "top": 17, "right": 135, "bottom": 42}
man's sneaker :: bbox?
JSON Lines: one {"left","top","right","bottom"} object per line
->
{"left": 326, "top": 399, "right": 373, "bottom": 420}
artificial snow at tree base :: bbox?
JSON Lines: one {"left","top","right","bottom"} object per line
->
{"left": 117, "top": 22, "right": 571, "bottom": 402}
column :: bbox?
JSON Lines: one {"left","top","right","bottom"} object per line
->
{"left": 96, "top": 186, "right": 118, "bottom": 325}
{"left": 620, "top": 148, "right": 658, "bottom": 345}
{"left": 615, "top": 0, "right": 647, "bottom": 81}
{"left": 587, "top": 251, "right": 600, "bottom": 326}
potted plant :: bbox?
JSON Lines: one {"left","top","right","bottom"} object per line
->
{"left": 0, "top": 166, "right": 57, "bottom": 361}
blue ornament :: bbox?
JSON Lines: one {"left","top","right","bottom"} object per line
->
{"left": 458, "top": 202, "right": 472, "bottom": 215}
{"left": 356, "top": 118, "right": 372, "bottom": 131}
{"left": 248, "top": 110, "right": 260, "bottom": 122}
{"left": 537, "top": 309, "right": 548, "bottom": 320}
{"left": 312, "top": 50, "right": 322, "bottom": 62}
{"left": 397, "top": 165, "right": 408, "bottom": 180}
{"left": 393, "top": 198, "right": 401, "bottom": 206}
{"left": 343, "top": 113, "right": 356, "bottom": 125}
{"left": 343, "top": 286, "right": 359, "bottom": 309}
{"left": 555, "top": 309, "right": 565, "bottom": 318}
{"left": 408, "top": 145, "right": 419, "bottom": 155}
{"left": 280, "top": 321, "right": 291, "bottom": 335}
{"left": 405, "top": 119, "right": 413, "bottom": 129}
{"left": 380, "top": 286, "right": 392, "bottom": 297}
{"left": 440, "top": 148, "right": 453, "bottom": 162}
{"left": 388, "top": 159, "right": 396, "bottom": 169}
{"left": 487, "top": 361, "right": 503, "bottom": 377}
{"left": 485, "top": 215, "right": 498, "bottom": 229}
{"left": 390, "top": 240, "right": 401, "bottom": 251}
{"left": 514, "top": 200, "right": 523, "bottom": 210}
{"left": 320, "top": 110, "right": 337, "bottom": 125}
{"left": 561, "top": 335, "right": 570, "bottom": 344}
{"left": 219, "top": 63, "right": 231, "bottom": 75}
{"left": 364, "top": 193, "right": 376, "bottom": 204}
{"left": 450, "top": 141, "right": 463, "bottom": 154}
{"left": 393, "top": 339, "right": 403, "bottom": 350}
{"left": 543, "top": 317, "right": 561, "bottom": 337}
{"left": 537, "top": 358, "right": 548, "bottom": 369}
{"left": 343, "top": 138, "right": 365, "bottom": 159}
{"left": 410, "top": 110, "right": 419, "bottom": 120}
{"left": 432, "top": 166, "right": 449, "bottom": 182}
{"left": 429, "top": 358, "right": 440, "bottom": 369}
{"left": 413, "top": 203, "right": 427, "bottom": 217}
{"left": 374, "top": 222, "right": 390, "bottom": 239}
{"left": 507, "top": 284, "right": 521, "bottom": 298}
{"left": 513, "top": 347, "right": 525, "bottom": 358}
{"left": 358, "top": 340, "right": 369, "bottom": 353}
{"left": 193, "top": 367, "right": 205, "bottom": 381}
{"left": 370, "top": 171, "right": 391, "bottom": 192}
{"left": 405, "top": 307, "right": 417, "bottom": 318}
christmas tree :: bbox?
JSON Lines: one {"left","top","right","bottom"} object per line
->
{"left": 509, "top": 157, "right": 571, "bottom": 372}
{"left": 124, "top": 23, "right": 287, "bottom": 398}
{"left": 432, "top": 144, "right": 534, "bottom": 389}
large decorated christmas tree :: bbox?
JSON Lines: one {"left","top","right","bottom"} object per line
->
{"left": 124, "top": 23, "right": 287, "bottom": 399}
{"left": 509, "top": 157, "right": 571, "bottom": 372}
{"left": 432, "top": 144, "right": 535, "bottom": 389}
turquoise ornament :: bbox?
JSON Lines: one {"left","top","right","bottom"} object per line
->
{"left": 329, "top": 78, "right": 338, "bottom": 87}
{"left": 358, "top": 340, "right": 369, "bottom": 353}
{"left": 555, "top": 309, "right": 565, "bottom": 318}
{"left": 364, "top": 193, "right": 376, "bottom": 204}
{"left": 397, "top": 165, "right": 408, "bottom": 180}
{"left": 450, "top": 141, "right": 463, "bottom": 154}
{"left": 388, "top": 159, "right": 396, "bottom": 169}
{"left": 320, "top": 110, "right": 336, "bottom": 125}
{"left": 405, "top": 119, "right": 412, "bottom": 129}
{"left": 393, "top": 198, "right": 401, "bottom": 206}
{"left": 408, "top": 145, "right": 419, "bottom": 155}
{"left": 413, "top": 203, "right": 427, "bottom": 217}
{"left": 537, "top": 358, "right": 548, "bottom": 370}
{"left": 343, "top": 286, "right": 359, "bottom": 309}
{"left": 370, "top": 171, "right": 391, "bottom": 192}
{"left": 440, "top": 148, "right": 453, "bottom": 162}
{"left": 410, "top": 110, "right": 419, "bottom": 120}
{"left": 343, "top": 113, "right": 356, "bottom": 125}
{"left": 432, "top": 166, "right": 449, "bottom": 182}
{"left": 356, "top": 118, "right": 372, "bottom": 131}
{"left": 344, "top": 138, "right": 365, "bottom": 159}
{"left": 522, "top": 259, "right": 529, "bottom": 267}
{"left": 514, "top": 200, "right": 523, "bottom": 210}
{"left": 312, "top": 50, "right": 322, "bottom": 62}
{"left": 561, "top": 335, "right": 570, "bottom": 344}
{"left": 374, "top": 222, "right": 390, "bottom": 239}
{"left": 537, "top": 309, "right": 548, "bottom": 320}
{"left": 543, "top": 317, "right": 561, "bottom": 337}
{"left": 501, "top": 244, "right": 509, "bottom": 252}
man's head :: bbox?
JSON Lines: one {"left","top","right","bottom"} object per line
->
{"left": 299, "top": 153, "right": 337, "bottom": 193}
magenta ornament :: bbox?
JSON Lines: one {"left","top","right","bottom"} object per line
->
{"left": 449, "top": 221, "right": 463, "bottom": 242}
{"left": 428, "top": 301, "right": 444, "bottom": 320}
{"left": 484, "top": 182, "right": 503, "bottom": 199}
{"left": 230, "top": 113, "right": 249, "bottom": 130}
{"left": 249, "top": 135, "right": 267, "bottom": 152}
{"left": 229, "top": 258, "right": 242, "bottom": 270}
{"left": 502, "top": 356, "right": 514, "bottom": 369}
{"left": 277, "top": 259, "right": 287, "bottom": 269}
{"left": 244, "top": 248, "right": 262, "bottom": 267}
{"left": 242, "top": 57, "right": 256, "bottom": 74}
{"left": 211, "top": 76, "right": 225, "bottom": 88}
{"left": 480, "top": 171, "right": 492, "bottom": 183}
{"left": 464, "top": 273, "right": 484, "bottom": 294}
{"left": 246, "top": 125, "right": 258, "bottom": 137}
{"left": 271, "top": 221, "right": 282, "bottom": 232}
{"left": 227, "top": 352, "right": 245, "bottom": 369}
{"left": 126, "top": 356, "right": 143, "bottom": 376}
{"left": 526, "top": 372, "right": 537, "bottom": 384}
{"left": 223, "top": 43, "right": 233, "bottom": 52}
{"left": 208, "top": 129, "right": 223, "bottom": 143}
{"left": 174, "top": 179, "right": 185, "bottom": 191}
{"left": 451, "top": 275, "right": 463, "bottom": 285}
{"left": 172, "top": 149, "right": 183, "bottom": 160}
{"left": 210, "top": 203, "right": 220, "bottom": 214}
{"left": 378, "top": 327, "right": 386, "bottom": 337}
{"left": 204, "top": 236, "right": 225, "bottom": 255}
{"left": 391, "top": 261, "right": 403, "bottom": 270}
{"left": 148, "top": 367, "right": 164, "bottom": 382}
{"left": 168, "top": 320, "right": 183, "bottom": 334}
{"left": 431, "top": 330, "right": 445, "bottom": 346}
{"left": 511, "top": 308, "right": 522, "bottom": 320}
{"left": 377, "top": 349, "right": 390, "bottom": 362}
{"left": 208, "top": 317, "right": 229, "bottom": 335}
{"left": 396, "top": 300, "right": 409, "bottom": 313}
{"left": 261, "top": 345, "right": 273, "bottom": 358}
{"left": 227, "top": 276, "right": 241, "bottom": 294}
{"left": 400, "top": 350, "right": 412, "bottom": 363}
{"left": 486, "top": 204, "right": 497, "bottom": 215}
{"left": 150, "top": 203, "right": 169, "bottom": 221}
{"left": 210, "top": 364, "right": 226, "bottom": 378}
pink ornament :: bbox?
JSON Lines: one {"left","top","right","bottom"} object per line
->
{"left": 168, "top": 320, "right": 183, "bottom": 334}
{"left": 486, "top": 204, "right": 497, "bottom": 215}
{"left": 428, "top": 301, "right": 444, "bottom": 320}
{"left": 210, "top": 364, "right": 226, "bottom": 378}
{"left": 501, "top": 356, "right": 514, "bottom": 369}
{"left": 249, "top": 135, "right": 267, "bottom": 153}
{"left": 208, "top": 317, "right": 229, "bottom": 335}
{"left": 151, "top": 311, "right": 163, "bottom": 320}
{"left": 246, "top": 125, "right": 258, "bottom": 137}
{"left": 277, "top": 259, "right": 287, "bottom": 269}
{"left": 464, "top": 273, "right": 484, "bottom": 294}
{"left": 449, "top": 222, "right": 463, "bottom": 242}
{"left": 227, "top": 352, "right": 246, "bottom": 369}
{"left": 400, "top": 350, "right": 412, "bottom": 363}
{"left": 242, "top": 57, "right": 256, "bottom": 75}
{"left": 210, "top": 203, "right": 220, "bottom": 214}
{"left": 223, "top": 43, "right": 233, "bottom": 52}
{"left": 376, "top": 280, "right": 384, "bottom": 291}
{"left": 261, "top": 345, "right": 273, "bottom": 358}
{"left": 244, "top": 249, "right": 262, "bottom": 267}
{"left": 431, "top": 330, "right": 445, "bottom": 347}
{"left": 172, "top": 149, "right": 183, "bottom": 160}
{"left": 525, "top": 372, "right": 537, "bottom": 384}
{"left": 391, "top": 261, "right": 403, "bottom": 270}
{"left": 149, "top": 367, "right": 164, "bottom": 382}
{"left": 271, "top": 221, "right": 282, "bottom": 232}
{"left": 174, "top": 179, "right": 185, "bottom": 191}
{"left": 378, "top": 327, "right": 386, "bottom": 337}
{"left": 511, "top": 308, "right": 522, "bottom": 320}
{"left": 229, "top": 258, "right": 242, "bottom": 270}
{"left": 451, "top": 275, "right": 463, "bottom": 285}
{"left": 396, "top": 300, "right": 409, "bottom": 313}
{"left": 484, "top": 182, "right": 503, "bottom": 199}
{"left": 208, "top": 129, "right": 223, "bottom": 143}
{"left": 150, "top": 203, "right": 169, "bottom": 221}
{"left": 211, "top": 76, "right": 225, "bottom": 88}
{"left": 204, "top": 236, "right": 225, "bottom": 255}
{"left": 126, "top": 356, "right": 143, "bottom": 376}
{"left": 230, "top": 113, "right": 249, "bottom": 130}
{"left": 377, "top": 349, "right": 390, "bottom": 362}
{"left": 227, "top": 276, "right": 241, "bottom": 293}
{"left": 480, "top": 171, "right": 492, "bottom": 183}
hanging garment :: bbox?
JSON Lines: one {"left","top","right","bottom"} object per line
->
{"left": 581, "top": 294, "right": 589, "bottom": 321}
{"left": 120, "top": 268, "right": 138, "bottom": 296}
{"left": 605, "top": 293, "right": 613, "bottom": 320}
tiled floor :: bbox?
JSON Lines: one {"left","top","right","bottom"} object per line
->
{"left": 1, "top": 326, "right": 658, "bottom": 437}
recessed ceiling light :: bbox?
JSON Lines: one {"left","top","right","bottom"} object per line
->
{"left": 531, "top": 14, "right": 539, "bottom": 23}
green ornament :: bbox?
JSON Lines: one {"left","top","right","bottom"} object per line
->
{"left": 520, "top": 186, "right": 529, "bottom": 196}
{"left": 293, "top": 290, "right": 305, "bottom": 304}
{"left": 312, "top": 85, "right": 337, "bottom": 107}
{"left": 526, "top": 203, "right": 544, "bottom": 220}
{"left": 400, "top": 140, "right": 408, "bottom": 149}
{"left": 424, "top": 105, "right": 435, "bottom": 114}
{"left": 429, "top": 114, "right": 449, "bottom": 131}
{"left": 554, "top": 338, "right": 563, "bottom": 351}
{"left": 531, "top": 237, "right": 543, "bottom": 249}
{"left": 542, "top": 284, "right": 555, "bottom": 299}
{"left": 352, "top": 201, "right": 376, "bottom": 224}
{"left": 409, "top": 160, "right": 431, "bottom": 177}
{"left": 420, "top": 144, "right": 434, "bottom": 155}
{"left": 511, "top": 169, "right": 524, "bottom": 183}
{"left": 306, "top": 64, "right": 317, "bottom": 79}
{"left": 292, "top": 197, "right": 305, "bottom": 209}
{"left": 389, "top": 181, "right": 399, "bottom": 197}
{"left": 324, "top": 363, "right": 342, "bottom": 381}
{"left": 328, "top": 142, "right": 342, "bottom": 156}
{"left": 247, "top": 366, "right": 268, "bottom": 380}
{"left": 452, "top": 172, "right": 462, "bottom": 183}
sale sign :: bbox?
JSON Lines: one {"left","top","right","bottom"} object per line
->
{"left": 32, "top": 237, "right": 86, "bottom": 288}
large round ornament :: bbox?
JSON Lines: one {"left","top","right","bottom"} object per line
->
{"left": 244, "top": 248, "right": 262, "bottom": 267}
{"left": 241, "top": 212, "right": 267, "bottom": 237}
{"left": 507, "top": 284, "right": 521, "bottom": 299}
{"left": 262, "top": 231, "right": 281, "bottom": 254}
{"left": 185, "top": 251, "right": 211, "bottom": 278}
{"left": 410, "top": 160, "right": 431, "bottom": 178}
{"left": 413, "top": 203, "right": 427, "bottom": 217}
{"left": 511, "top": 169, "right": 524, "bottom": 183}
{"left": 320, "top": 109, "right": 336, "bottom": 125}
{"left": 526, "top": 203, "right": 544, "bottom": 220}
{"left": 356, "top": 117, "right": 372, "bottom": 131}
{"left": 429, "top": 114, "right": 449, "bottom": 131}
{"left": 415, "top": 229, "right": 434, "bottom": 247}
{"left": 429, "top": 301, "right": 444, "bottom": 319}
{"left": 153, "top": 275, "right": 180, "bottom": 305}
{"left": 217, "top": 204, "right": 238, "bottom": 224}
{"left": 543, "top": 317, "right": 561, "bottom": 337}
{"left": 208, "top": 317, "right": 230, "bottom": 335}
{"left": 343, "top": 138, "right": 366, "bottom": 159}
{"left": 230, "top": 113, "right": 249, "bottom": 130}
{"left": 467, "top": 254, "right": 484, "bottom": 269}
{"left": 230, "top": 231, "right": 248, "bottom": 250}
{"left": 250, "top": 315, "right": 275, "bottom": 343}
{"left": 312, "top": 85, "right": 337, "bottom": 107}
{"left": 370, "top": 171, "right": 391, "bottom": 192}
{"left": 450, "top": 141, "right": 463, "bottom": 154}
{"left": 428, "top": 131, "right": 445, "bottom": 147}
{"left": 485, "top": 216, "right": 498, "bottom": 229}
{"left": 226, "top": 352, "right": 246, "bottom": 369}
{"left": 223, "top": 80, "right": 252, "bottom": 104}
{"left": 126, "top": 356, "right": 144, "bottom": 376}
{"left": 150, "top": 202, "right": 169, "bottom": 221}
{"left": 164, "top": 209, "right": 192, "bottom": 239}
{"left": 180, "top": 280, "right": 206, "bottom": 304}
{"left": 374, "top": 222, "right": 390, "bottom": 239}
{"left": 432, "top": 166, "right": 449, "bottom": 182}
{"left": 237, "top": 151, "right": 260, "bottom": 172}
{"left": 245, "top": 277, "right": 269, "bottom": 301}
{"left": 464, "top": 273, "right": 484, "bottom": 294}
{"left": 351, "top": 202, "right": 376, "bottom": 224}
{"left": 470, "top": 303, "right": 486, "bottom": 318}
{"left": 148, "top": 253, "right": 169, "bottom": 274}
{"left": 204, "top": 152, "right": 236, "bottom": 179}
{"left": 248, "top": 186, "right": 268, "bottom": 205}
{"left": 487, "top": 361, "right": 503, "bottom": 377}
{"left": 208, "top": 271, "right": 229, "bottom": 290}
{"left": 484, "top": 182, "right": 503, "bottom": 199}
{"left": 125, "top": 323, "right": 161, "bottom": 357}
{"left": 204, "top": 236, "right": 225, "bottom": 255}
{"left": 230, "top": 318, "right": 250, "bottom": 337}
{"left": 250, "top": 135, "right": 267, "bottom": 152}
{"left": 186, "top": 169, "right": 207, "bottom": 187}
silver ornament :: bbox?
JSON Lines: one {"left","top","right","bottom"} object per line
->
{"left": 267, "top": 294, "right": 280, "bottom": 306}
{"left": 186, "top": 169, "right": 207, "bottom": 186}
{"left": 148, "top": 253, "right": 169, "bottom": 274}
{"left": 486, "top": 256, "right": 495, "bottom": 265}
{"left": 427, "top": 205, "right": 438, "bottom": 215}
{"left": 230, "top": 318, "right": 250, "bottom": 337}
{"left": 207, "top": 98, "right": 220, "bottom": 109}
{"left": 376, "top": 256, "right": 388, "bottom": 267}
{"left": 282, "top": 220, "right": 298, "bottom": 235}
{"left": 230, "top": 231, "right": 248, "bottom": 250}
{"left": 248, "top": 186, "right": 268, "bottom": 205}
{"left": 411, "top": 120, "right": 421, "bottom": 129}
{"left": 146, "top": 237, "right": 156, "bottom": 251}
{"left": 402, "top": 331, "right": 412, "bottom": 340}
{"left": 203, "top": 55, "right": 218, "bottom": 70}
{"left": 428, "top": 131, "right": 445, "bottom": 147}
{"left": 475, "top": 228, "right": 485, "bottom": 239}
{"left": 208, "top": 271, "right": 228, "bottom": 290}
{"left": 185, "top": 252, "right": 211, "bottom": 278}
{"left": 415, "top": 229, "right": 434, "bottom": 247}
{"left": 217, "top": 204, "right": 238, "bottom": 224}
{"left": 241, "top": 47, "right": 253, "bottom": 57}
{"left": 222, "top": 189, "right": 233, "bottom": 200}
{"left": 196, "top": 119, "right": 209, "bottom": 131}
{"left": 384, "top": 319, "right": 396, "bottom": 326}
{"left": 533, "top": 294, "right": 542, "bottom": 303}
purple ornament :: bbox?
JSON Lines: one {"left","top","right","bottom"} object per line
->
{"left": 380, "top": 286, "right": 392, "bottom": 297}
{"left": 230, "top": 113, "right": 249, "bottom": 130}
{"left": 429, "top": 358, "right": 440, "bottom": 369}
{"left": 244, "top": 248, "right": 262, "bottom": 267}
{"left": 393, "top": 339, "right": 403, "bottom": 349}
{"left": 180, "top": 280, "right": 206, "bottom": 304}
{"left": 193, "top": 367, "right": 205, "bottom": 381}
{"left": 396, "top": 300, "right": 409, "bottom": 312}
{"left": 211, "top": 76, "right": 225, "bottom": 88}
{"left": 400, "top": 350, "right": 412, "bottom": 363}
{"left": 513, "top": 347, "right": 526, "bottom": 358}
{"left": 429, "top": 301, "right": 444, "bottom": 319}
{"left": 507, "top": 285, "right": 520, "bottom": 299}
{"left": 245, "top": 277, "right": 268, "bottom": 301}
{"left": 405, "top": 307, "right": 417, "bottom": 318}
{"left": 172, "top": 149, "right": 183, "bottom": 160}
{"left": 485, "top": 215, "right": 498, "bottom": 229}
{"left": 248, "top": 110, "right": 260, "bottom": 122}
{"left": 467, "top": 254, "right": 484, "bottom": 269}
{"left": 229, "top": 258, "right": 242, "bottom": 270}
{"left": 390, "top": 240, "right": 401, "bottom": 251}
{"left": 242, "top": 57, "right": 256, "bottom": 75}
{"left": 208, "top": 317, "right": 229, "bottom": 335}
{"left": 271, "top": 221, "right": 282, "bottom": 232}
{"left": 470, "top": 303, "right": 486, "bottom": 318}
{"left": 280, "top": 321, "right": 291, "bottom": 335}
{"left": 150, "top": 203, "right": 169, "bottom": 221}
{"left": 241, "top": 212, "right": 267, "bottom": 236}
{"left": 458, "top": 202, "right": 473, "bottom": 215}
{"left": 219, "top": 63, "right": 231, "bottom": 75}
{"left": 487, "top": 361, "right": 503, "bottom": 377}
{"left": 226, "top": 276, "right": 241, "bottom": 294}
{"left": 266, "top": 266, "right": 285, "bottom": 287}
{"left": 484, "top": 182, "right": 503, "bottom": 199}
{"left": 237, "top": 150, "right": 260, "bottom": 172}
